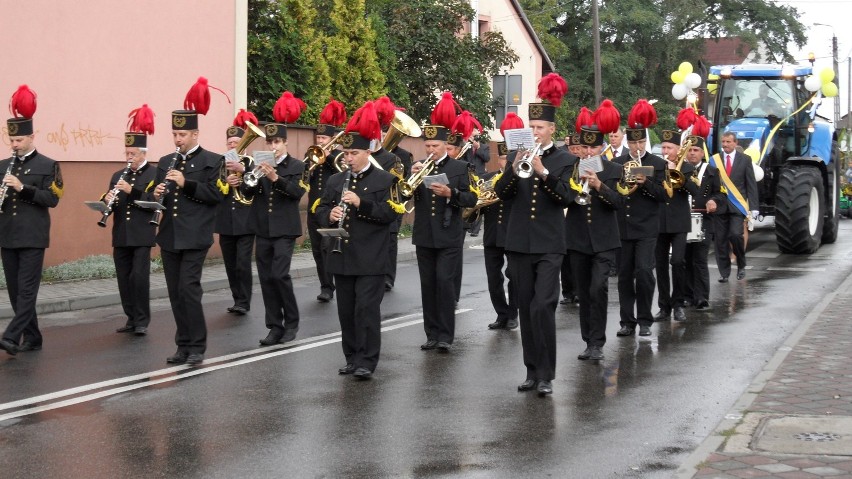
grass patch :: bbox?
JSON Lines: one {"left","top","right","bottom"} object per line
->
{"left": 0, "top": 254, "right": 164, "bottom": 288}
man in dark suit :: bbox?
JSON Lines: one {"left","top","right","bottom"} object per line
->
{"left": 566, "top": 125, "right": 622, "bottom": 361}
{"left": 683, "top": 136, "right": 724, "bottom": 309}
{"left": 241, "top": 119, "right": 307, "bottom": 347}
{"left": 0, "top": 88, "right": 63, "bottom": 356}
{"left": 407, "top": 123, "right": 477, "bottom": 353}
{"left": 613, "top": 121, "right": 668, "bottom": 337}
{"left": 654, "top": 130, "right": 699, "bottom": 322}
{"left": 712, "top": 131, "right": 759, "bottom": 282}
{"left": 316, "top": 110, "right": 403, "bottom": 379}
{"left": 107, "top": 122, "right": 158, "bottom": 336}
{"left": 495, "top": 75, "right": 573, "bottom": 396}
{"left": 154, "top": 109, "right": 224, "bottom": 366}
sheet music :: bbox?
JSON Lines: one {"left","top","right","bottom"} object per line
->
{"left": 224, "top": 149, "right": 240, "bottom": 164}
{"left": 253, "top": 150, "right": 276, "bottom": 166}
{"left": 423, "top": 173, "right": 449, "bottom": 188}
{"left": 579, "top": 155, "right": 604, "bottom": 174}
{"left": 505, "top": 128, "right": 536, "bottom": 152}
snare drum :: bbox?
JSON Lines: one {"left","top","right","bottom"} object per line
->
{"left": 686, "top": 212, "right": 704, "bottom": 243}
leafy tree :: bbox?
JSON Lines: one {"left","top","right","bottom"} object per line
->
{"left": 325, "top": 0, "right": 386, "bottom": 109}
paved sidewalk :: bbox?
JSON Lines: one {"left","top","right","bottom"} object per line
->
{"left": 677, "top": 269, "right": 852, "bottom": 478}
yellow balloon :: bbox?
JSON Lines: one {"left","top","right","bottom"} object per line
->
{"left": 707, "top": 73, "right": 719, "bottom": 94}
{"left": 822, "top": 82, "right": 839, "bottom": 97}
{"left": 671, "top": 71, "right": 685, "bottom": 84}
{"left": 679, "top": 62, "right": 693, "bottom": 75}
{"left": 820, "top": 67, "right": 835, "bottom": 84}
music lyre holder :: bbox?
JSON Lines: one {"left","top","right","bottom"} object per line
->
{"left": 316, "top": 228, "right": 349, "bottom": 239}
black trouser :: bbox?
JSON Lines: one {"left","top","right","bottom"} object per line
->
{"left": 571, "top": 249, "right": 616, "bottom": 348}
{"left": 1, "top": 248, "right": 45, "bottom": 346}
{"left": 386, "top": 230, "right": 398, "bottom": 287}
{"left": 219, "top": 233, "right": 254, "bottom": 309}
{"left": 713, "top": 212, "right": 746, "bottom": 278}
{"left": 618, "top": 237, "right": 657, "bottom": 328}
{"left": 416, "top": 246, "right": 461, "bottom": 344}
{"left": 308, "top": 216, "right": 334, "bottom": 295}
{"left": 256, "top": 236, "right": 300, "bottom": 333}
{"left": 507, "top": 252, "right": 561, "bottom": 382}
{"left": 114, "top": 246, "right": 151, "bottom": 328}
{"left": 655, "top": 232, "right": 687, "bottom": 312}
{"left": 483, "top": 246, "right": 518, "bottom": 323}
{"left": 560, "top": 252, "right": 575, "bottom": 299}
{"left": 161, "top": 248, "right": 209, "bottom": 354}
{"left": 335, "top": 274, "right": 385, "bottom": 372}
{"left": 684, "top": 229, "right": 712, "bottom": 305}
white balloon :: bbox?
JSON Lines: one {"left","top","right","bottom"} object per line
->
{"left": 753, "top": 164, "right": 764, "bottom": 182}
{"left": 672, "top": 83, "right": 689, "bottom": 100}
{"left": 804, "top": 75, "right": 822, "bottom": 92}
{"left": 685, "top": 72, "right": 702, "bottom": 89}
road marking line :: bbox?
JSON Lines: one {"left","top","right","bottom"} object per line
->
{"left": 0, "top": 310, "right": 472, "bottom": 422}
{"left": 766, "top": 266, "right": 827, "bottom": 272}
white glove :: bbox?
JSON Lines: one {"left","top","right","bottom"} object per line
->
{"left": 751, "top": 210, "right": 759, "bottom": 220}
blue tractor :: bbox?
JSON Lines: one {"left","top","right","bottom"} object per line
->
{"left": 706, "top": 64, "right": 840, "bottom": 253}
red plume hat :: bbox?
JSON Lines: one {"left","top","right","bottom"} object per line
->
{"left": 126, "top": 104, "right": 155, "bottom": 148}
{"left": 318, "top": 98, "right": 347, "bottom": 136}
{"left": 7, "top": 85, "right": 37, "bottom": 136}
{"left": 343, "top": 101, "right": 382, "bottom": 150}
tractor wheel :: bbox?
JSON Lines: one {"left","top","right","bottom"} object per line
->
{"left": 775, "top": 166, "right": 824, "bottom": 254}
{"left": 822, "top": 143, "right": 840, "bottom": 244}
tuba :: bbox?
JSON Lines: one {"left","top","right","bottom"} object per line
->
{"left": 224, "top": 121, "right": 265, "bottom": 205}
{"left": 382, "top": 110, "right": 422, "bottom": 152}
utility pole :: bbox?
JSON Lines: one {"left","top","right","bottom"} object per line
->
{"left": 833, "top": 34, "right": 840, "bottom": 126}
{"left": 592, "top": 0, "right": 602, "bottom": 105}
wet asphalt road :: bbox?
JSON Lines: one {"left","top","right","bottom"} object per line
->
{"left": 2, "top": 220, "right": 852, "bottom": 478}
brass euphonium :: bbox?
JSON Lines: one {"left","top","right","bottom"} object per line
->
{"left": 382, "top": 110, "right": 422, "bottom": 151}
{"left": 225, "top": 121, "right": 265, "bottom": 205}
{"left": 665, "top": 136, "right": 696, "bottom": 193}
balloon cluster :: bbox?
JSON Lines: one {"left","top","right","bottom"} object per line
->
{"left": 670, "top": 62, "right": 702, "bottom": 101}
{"left": 804, "top": 67, "right": 838, "bottom": 97}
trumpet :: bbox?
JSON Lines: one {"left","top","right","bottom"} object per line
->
{"left": 454, "top": 140, "right": 473, "bottom": 160}
{"left": 398, "top": 153, "right": 435, "bottom": 198}
{"left": 304, "top": 130, "right": 345, "bottom": 173}
{"left": 572, "top": 162, "right": 592, "bottom": 206}
{"left": 0, "top": 153, "right": 16, "bottom": 214}
{"left": 150, "top": 147, "right": 180, "bottom": 226}
{"left": 514, "top": 142, "right": 542, "bottom": 178}
{"left": 98, "top": 160, "right": 133, "bottom": 227}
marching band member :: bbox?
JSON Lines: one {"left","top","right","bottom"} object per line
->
{"left": 407, "top": 92, "right": 477, "bottom": 353}
{"left": 216, "top": 109, "right": 259, "bottom": 316}
{"left": 613, "top": 99, "right": 668, "bottom": 338}
{"left": 494, "top": 73, "right": 573, "bottom": 396}
{"left": 155, "top": 77, "right": 225, "bottom": 365}
{"left": 109, "top": 105, "right": 158, "bottom": 336}
{"left": 241, "top": 91, "right": 307, "bottom": 346}
{"left": 653, "top": 129, "right": 698, "bottom": 322}
{"left": 316, "top": 101, "right": 403, "bottom": 379}
{"left": 308, "top": 98, "right": 347, "bottom": 302}
{"left": 0, "top": 86, "right": 63, "bottom": 355}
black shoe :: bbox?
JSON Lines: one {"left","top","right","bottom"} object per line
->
{"left": 338, "top": 363, "right": 356, "bottom": 375}
{"left": 436, "top": 341, "right": 451, "bottom": 353}
{"left": 577, "top": 347, "right": 592, "bottom": 360}
{"left": 487, "top": 320, "right": 507, "bottom": 330}
{"left": 559, "top": 297, "right": 571, "bottom": 305}
{"left": 281, "top": 328, "right": 298, "bottom": 343}
{"left": 537, "top": 380, "right": 553, "bottom": 396}
{"left": 116, "top": 325, "right": 134, "bottom": 333}
{"left": 673, "top": 307, "right": 686, "bottom": 322}
{"left": 18, "top": 341, "right": 42, "bottom": 352}
{"left": 259, "top": 331, "right": 283, "bottom": 346}
{"left": 317, "top": 291, "right": 333, "bottom": 303}
{"left": 737, "top": 269, "right": 746, "bottom": 280}
{"left": 229, "top": 305, "right": 248, "bottom": 315}
{"left": 166, "top": 351, "right": 188, "bottom": 364}
{"left": 185, "top": 353, "right": 204, "bottom": 366}
{"left": 353, "top": 367, "right": 372, "bottom": 380}
{"left": 695, "top": 301, "right": 710, "bottom": 311}
{"left": 421, "top": 339, "right": 438, "bottom": 350}
{"left": 616, "top": 326, "right": 635, "bottom": 337}
{"left": 133, "top": 326, "right": 148, "bottom": 336}
{"left": 505, "top": 318, "right": 519, "bottom": 329}
{"left": 384, "top": 282, "right": 393, "bottom": 292}
{"left": 588, "top": 346, "right": 604, "bottom": 361}
{"left": 638, "top": 325, "right": 651, "bottom": 336}
{"left": 718, "top": 277, "right": 729, "bottom": 283}
{"left": 518, "top": 379, "right": 537, "bottom": 392}
{"left": 0, "top": 339, "right": 18, "bottom": 356}
{"left": 653, "top": 309, "right": 671, "bottom": 321}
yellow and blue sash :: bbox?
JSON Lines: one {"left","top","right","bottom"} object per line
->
{"left": 711, "top": 153, "right": 748, "bottom": 216}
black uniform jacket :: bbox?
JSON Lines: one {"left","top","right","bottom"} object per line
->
{"left": 692, "top": 162, "right": 726, "bottom": 214}
{"left": 712, "top": 150, "right": 759, "bottom": 216}
{"left": 409, "top": 154, "right": 477, "bottom": 249}
{"left": 481, "top": 171, "right": 512, "bottom": 249}
{"left": 0, "top": 150, "right": 61, "bottom": 249}
{"left": 564, "top": 159, "right": 623, "bottom": 254}
{"left": 391, "top": 146, "right": 413, "bottom": 177}
{"left": 612, "top": 152, "right": 669, "bottom": 240}
{"left": 215, "top": 166, "right": 253, "bottom": 237}
{"left": 371, "top": 147, "right": 405, "bottom": 234}
{"left": 307, "top": 149, "right": 341, "bottom": 221}
{"left": 658, "top": 161, "right": 699, "bottom": 234}
{"left": 494, "top": 145, "right": 574, "bottom": 254}
{"left": 316, "top": 166, "right": 400, "bottom": 276}
{"left": 106, "top": 162, "right": 157, "bottom": 248}
{"left": 155, "top": 147, "right": 223, "bottom": 251}
{"left": 241, "top": 154, "right": 306, "bottom": 239}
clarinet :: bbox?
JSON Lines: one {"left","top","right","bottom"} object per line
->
{"left": 150, "top": 147, "right": 180, "bottom": 226}
{"left": 0, "top": 152, "right": 15, "bottom": 214}
{"left": 331, "top": 171, "right": 352, "bottom": 254}
{"left": 98, "top": 160, "right": 133, "bottom": 227}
